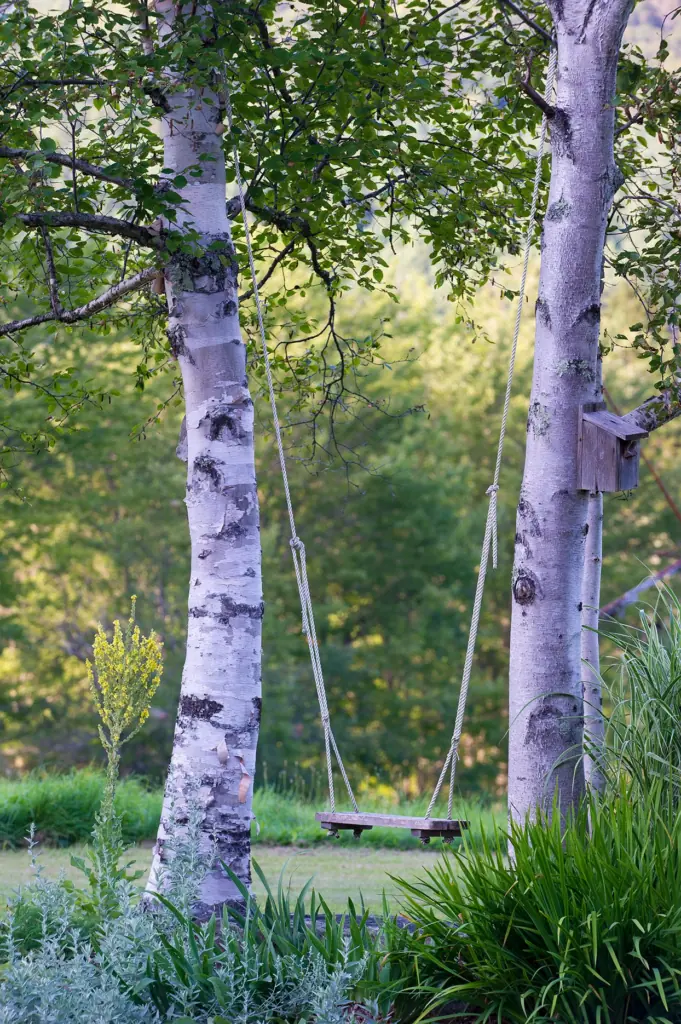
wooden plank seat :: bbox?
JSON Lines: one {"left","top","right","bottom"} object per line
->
{"left": 315, "top": 812, "right": 468, "bottom": 844}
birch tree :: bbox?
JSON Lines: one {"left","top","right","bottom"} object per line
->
{"left": 508, "top": 0, "right": 680, "bottom": 820}
{"left": 0, "top": 0, "right": 561, "bottom": 912}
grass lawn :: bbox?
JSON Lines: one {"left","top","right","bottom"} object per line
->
{"left": 0, "top": 842, "right": 445, "bottom": 914}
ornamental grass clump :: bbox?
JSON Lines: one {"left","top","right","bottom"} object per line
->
{"left": 397, "top": 788, "right": 681, "bottom": 1023}
{"left": 396, "top": 591, "right": 681, "bottom": 1024}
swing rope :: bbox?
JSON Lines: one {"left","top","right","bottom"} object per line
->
{"left": 222, "top": 46, "right": 556, "bottom": 823}
{"left": 222, "top": 79, "right": 358, "bottom": 814}
{"left": 425, "top": 47, "right": 557, "bottom": 819}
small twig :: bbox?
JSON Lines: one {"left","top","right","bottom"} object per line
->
{"left": 38, "top": 226, "right": 62, "bottom": 316}
{"left": 239, "top": 239, "right": 296, "bottom": 302}
{"left": 615, "top": 112, "right": 644, "bottom": 137}
{"left": 498, "top": 0, "right": 554, "bottom": 45}
{"left": 70, "top": 122, "right": 79, "bottom": 212}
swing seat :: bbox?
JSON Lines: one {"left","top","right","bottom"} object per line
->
{"left": 316, "top": 811, "right": 468, "bottom": 843}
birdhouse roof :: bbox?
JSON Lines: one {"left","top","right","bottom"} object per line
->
{"left": 582, "top": 408, "right": 648, "bottom": 441}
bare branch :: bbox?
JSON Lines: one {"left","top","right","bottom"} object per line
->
{"left": 519, "top": 54, "right": 556, "bottom": 117}
{"left": 621, "top": 389, "right": 681, "bottom": 433}
{"left": 0, "top": 147, "right": 134, "bottom": 187}
{"left": 38, "top": 226, "right": 62, "bottom": 316}
{"left": 13, "top": 211, "right": 162, "bottom": 248}
{"left": 615, "top": 112, "right": 644, "bottom": 137}
{"left": 0, "top": 266, "right": 158, "bottom": 337}
{"left": 601, "top": 559, "right": 681, "bottom": 619}
{"left": 238, "top": 239, "right": 296, "bottom": 302}
{"left": 498, "top": 0, "right": 555, "bottom": 45}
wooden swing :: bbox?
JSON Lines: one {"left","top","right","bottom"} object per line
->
{"left": 225, "top": 51, "right": 557, "bottom": 842}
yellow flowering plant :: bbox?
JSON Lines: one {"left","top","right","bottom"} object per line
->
{"left": 87, "top": 597, "right": 163, "bottom": 820}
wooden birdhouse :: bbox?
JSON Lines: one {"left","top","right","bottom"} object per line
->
{"left": 578, "top": 402, "right": 648, "bottom": 493}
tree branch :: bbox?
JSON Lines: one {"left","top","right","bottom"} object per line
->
{"left": 238, "top": 239, "right": 296, "bottom": 302}
{"left": 498, "top": 0, "right": 555, "bottom": 45}
{"left": 13, "top": 211, "right": 162, "bottom": 248}
{"left": 621, "top": 389, "right": 681, "bottom": 433}
{"left": 0, "top": 266, "right": 158, "bottom": 336}
{"left": 600, "top": 559, "right": 681, "bottom": 619}
{"left": 38, "top": 226, "right": 62, "bottom": 316}
{"left": 519, "top": 54, "right": 555, "bottom": 117}
{"left": 0, "top": 145, "right": 136, "bottom": 190}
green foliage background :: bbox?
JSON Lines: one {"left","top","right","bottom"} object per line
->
{"left": 1, "top": 245, "right": 679, "bottom": 797}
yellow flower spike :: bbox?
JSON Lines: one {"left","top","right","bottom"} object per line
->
{"left": 88, "top": 599, "right": 164, "bottom": 772}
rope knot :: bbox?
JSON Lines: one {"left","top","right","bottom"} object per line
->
{"left": 290, "top": 536, "right": 305, "bottom": 554}
{"left": 486, "top": 484, "right": 499, "bottom": 497}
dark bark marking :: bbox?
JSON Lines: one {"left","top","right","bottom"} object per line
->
{"left": 215, "top": 488, "right": 257, "bottom": 540}
{"left": 518, "top": 496, "right": 541, "bottom": 536}
{"left": 222, "top": 300, "right": 237, "bottom": 317}
{"left": 573, "top": 304, "right": 601, "bottom": 328}
{"left": 180, "top": 695, "right": 224, "bottom": 720}
{"left": 194, "top": 454, "right": 221, "bottom": 489}
{"left": 168, "top": 323, "right": 193, "bottom": 363}
{"left": 577, "top": 601, "right": 583, "bottom": 611}
{"left": 546, "top": 196, "right": 571, "bottom": 222}
{"left": 189, "top": 606, "right": 209, "bottom": 618}
{"left": 206, "top": 407, "right": 248, "bottom": 442}
{"left": 215, "top": 595, "right": 265, "bottom": 623}
{"left": 515, "top": 531, "right": 532, "bottom": 560}
{"left": 535, "top": 297, "right": 551, "bottom": 329}
{"left": 552, "top": 109, "right": 574, "bottom": 161}
{"left": 198, "top": 548, "right": 211, "bottom": 559}
{"left": 250, "top": 696, "right": 262, "bottom": 726}
{"left": 244, "top": 567, "right": 256, "bottom": 577}
{"left": 513, "top": 570, "right": 538, "bottom": 605}
{"left": 582, "top": 522, "right": 589, "bottom": 536}
{"left": 527, "top": 401, "right": 550, "bottom": 437}
{"left": 578, "top": 0, "right": 599, "bottom": 42}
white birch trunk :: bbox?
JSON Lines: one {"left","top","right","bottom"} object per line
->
{"left": 581, "top": 489, "right": 604, "bottom": 791}
{"left": 147, "top": 1, "right": 262, "bottom": 915}
{"left": 508, "top": 0, "right": 633, "bottom": 822}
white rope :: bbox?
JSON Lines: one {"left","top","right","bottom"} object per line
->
{"left": 426, "top": 48, "right": 558, "bottom": 821}
{"left": 222, "top": 77, "right": 358, "bottom": 814}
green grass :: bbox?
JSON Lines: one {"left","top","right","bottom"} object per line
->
{"left": 0, "top": 842, "right": 446, "bottom": 914}
{"left": 0, "top": 770, "right": 161, "bottom": 848}
{"left": 0, "top": 770, "right": 503, "bottom": 849}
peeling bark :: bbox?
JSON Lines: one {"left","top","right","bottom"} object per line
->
{"left": 147, "top": 0, "right": 261, "bottom": 916}
{"left": 508, "top": 0, "right": 634, "bottom": 822}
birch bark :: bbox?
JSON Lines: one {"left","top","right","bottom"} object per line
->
{"left": 147, "top": 1, "right": 262, "bottom": 915}
{"left": 581, "top": 488, "right": 604, "bottom": 791}
{"left": 508, "top": 0, "right": 633, "bottom": 822}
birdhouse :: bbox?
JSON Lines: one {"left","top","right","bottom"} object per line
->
{"left": 578, "top": 402, "right": 648, "bottom": 493}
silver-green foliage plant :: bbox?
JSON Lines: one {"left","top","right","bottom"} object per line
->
{"left": 0, "top": 610, "right": 392, "bottom": 1023}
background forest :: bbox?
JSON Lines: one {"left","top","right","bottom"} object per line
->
{"left": 2, "top": 242, "right": 679, "bottom": 798}
{"left": 0, "top": 0, "right": 677, "bottom": 801}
